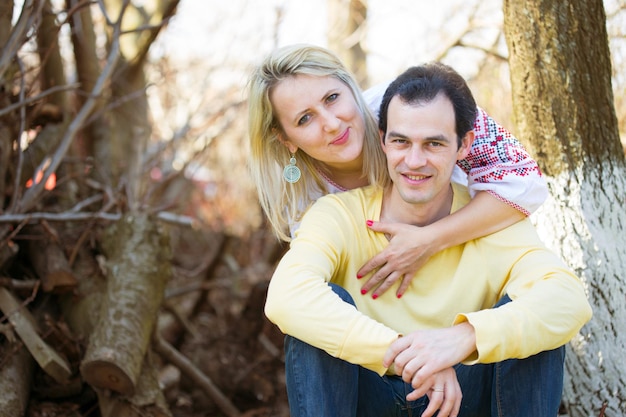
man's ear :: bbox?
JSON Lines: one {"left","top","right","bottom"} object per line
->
{"left": 457, "top": 130, "right": 475, "bottom": 160}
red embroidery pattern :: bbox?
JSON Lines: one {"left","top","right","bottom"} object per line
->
{"left": 458, "top": 108, "right": 543, "bottom": 184}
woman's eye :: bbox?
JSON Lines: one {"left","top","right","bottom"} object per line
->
{"left": 326, "top": 93, "right": 339, "bottom": 103}
{"left": 297, "top": 114, "right": 311, "bottom": 126}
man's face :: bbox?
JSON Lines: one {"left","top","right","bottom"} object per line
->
{"left": 381, "top": 93, "right": 473, "bottom": 210}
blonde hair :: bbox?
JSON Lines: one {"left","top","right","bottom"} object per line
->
{"left": 247, "top": 44, "right": 388, "bottom": 241}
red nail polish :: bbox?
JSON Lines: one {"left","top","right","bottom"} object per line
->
{"left": 366, "top": 220, "right": 373, "bottom": 227}
{"left": 397, "top": 293, "right": 403, "bottom": 299}
{"left": 357, "top": 274, "right": 363, "bottom": 279}
{"left": 361, "top": 289, "right": 367, "bottom": 295}
{"left": 372, "top": 294, "right": 378, "bottom": 300}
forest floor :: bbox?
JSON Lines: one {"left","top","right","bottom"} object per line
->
{"left": 12, "top": 223, "right": 291, "bottom": 417}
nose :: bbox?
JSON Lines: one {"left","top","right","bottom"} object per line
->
{"left": 405, "top": 145, "right": 427, "bottom": 168}
{"left": 320, "top": 108, "right": 341, "bottom": 132}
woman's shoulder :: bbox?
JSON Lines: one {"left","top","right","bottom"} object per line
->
{"left": 313, "top": 185, "right": 382, "bottom": 221}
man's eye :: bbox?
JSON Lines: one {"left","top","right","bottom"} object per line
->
{"left": 298, "top": 114, "right": 311, "bottom": 125}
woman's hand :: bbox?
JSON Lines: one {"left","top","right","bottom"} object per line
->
{"left": 357, "top": 220, "right": 439, "bottom": 298}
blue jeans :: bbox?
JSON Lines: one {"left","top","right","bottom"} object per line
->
{"left": 284, "top": 284, "right": 565, "bottom": 417}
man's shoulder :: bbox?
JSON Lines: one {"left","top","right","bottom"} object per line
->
{"left": 451, "top": 182, "right": 471, "bottom": 213}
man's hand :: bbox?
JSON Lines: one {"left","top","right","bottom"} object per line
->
{"left": 357, "top": 221, "right": 437, "bottom": 298}
{"left": 404, "top": 367, "right": 462, "bottom": 417}
{"left": 383, "top": 323, "right": 476, "bottom": 389}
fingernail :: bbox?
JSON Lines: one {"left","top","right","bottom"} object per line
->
{"left": 397, "top": 293, "right": 403, "bottom": 299}
{"left": 372, "top": 294, "right": 378, "bottom": 300}
{"left": 361, "top": 289, "right": 367, "bottom": 295}
{"left": 366, "top": 220, "right": 373, "bottom": 227}
{"left": 356, "top": 274, "right": 363, "bottom": 279}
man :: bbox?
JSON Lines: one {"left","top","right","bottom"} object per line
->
{"left": 264, "top": 62, "right": 592, "bottom": 417}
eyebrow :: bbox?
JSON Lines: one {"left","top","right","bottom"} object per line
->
{"left": 386, "top": 131, "right": 450, "bottom": 142}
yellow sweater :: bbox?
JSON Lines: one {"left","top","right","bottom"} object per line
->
{"left": 265, "top": 184, "right": 592, "bottom": 376}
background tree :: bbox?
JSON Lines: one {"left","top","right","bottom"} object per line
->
{"left": 503, "top": 0, "right": 626, "bottom": 415}
{"left": 327, "top": 0, "right": 368, "bottom": 85}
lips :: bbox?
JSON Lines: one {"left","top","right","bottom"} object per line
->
{"left": 330, "top": 128, "right": 350, "bottom": 146}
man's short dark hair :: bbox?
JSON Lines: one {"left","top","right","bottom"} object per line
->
{"left": 378, "top": 62, "right": 478, "bottom": 145}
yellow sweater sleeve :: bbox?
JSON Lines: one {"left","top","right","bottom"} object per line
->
{"left": 453, "top": 220, "right": 593, "bottom": 364}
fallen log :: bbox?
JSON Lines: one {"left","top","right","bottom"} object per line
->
{"left": 96, "top": 348, "right": 171, "bottom": 417}
{"left": 24, "top": 224, "right": 78, "bottom": 293}
{"left": 61, "top": 241, "right": 171, "bottom": 415}
{"left": 0, "top": 287, "right": 71, "bottom": 383}
{"left": 0, "top": 341, "right": 35, "bottom": 417}
{"left": 80, "top": 213, "right": 171, "bottom": 396}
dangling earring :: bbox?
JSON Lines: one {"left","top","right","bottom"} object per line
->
{"left": 283, "top": 154, "right": 301, "bottom": 183}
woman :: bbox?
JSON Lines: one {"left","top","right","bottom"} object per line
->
{"left": 248, "top": 44, "right": 547, "bottom": 298}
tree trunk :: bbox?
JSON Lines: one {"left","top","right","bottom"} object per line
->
{"left": 327, "top": 0, "right": 368, "bottom": 86}
{"left": 503, "top": 1, "right": 626, "bottom": 415}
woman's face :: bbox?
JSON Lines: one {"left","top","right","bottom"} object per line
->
{"left": 270, "top": 74, "right": 365, "bottom": 171}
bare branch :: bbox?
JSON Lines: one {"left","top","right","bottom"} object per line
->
{"left": 0, "top": 0, "right": 45, "bottom": 80}
{"left": 0, "top": 211, "right": 121, "bottom": 224}
{"left": 0, "top": 84, "right": 80, "bottom": 118}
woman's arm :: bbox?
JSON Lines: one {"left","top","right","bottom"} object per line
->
{"left": 460, "top": 107, "right": 548, "bottom": 215}
{"left": 358, "top": 192, "right": 524, "bottom": 298}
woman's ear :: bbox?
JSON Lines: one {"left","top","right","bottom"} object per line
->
{"left": 274, "top": 129, "right": 298, "bottom": 154}
{"left": 457, "top": 130, "right": 475, "bottom": 160}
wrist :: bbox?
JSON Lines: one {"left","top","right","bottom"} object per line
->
{"left": 454, "top": 322, "right": 477, "bottom": 361}
{"left": 422, "top": 221, "right": 450, "bottom": 253}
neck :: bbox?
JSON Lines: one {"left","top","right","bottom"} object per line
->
{"left": 380, "top": 184, "right": 454, "bottom": 227}
{"left": 316, "top": 163, "right": 369, "bottom": 191}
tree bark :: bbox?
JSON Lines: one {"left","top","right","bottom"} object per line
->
{"left": 80, "top": 214, "right": 171, "bottom": 396}
{"left": 503, "top": 1, "right": 626, "bottom": 415}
